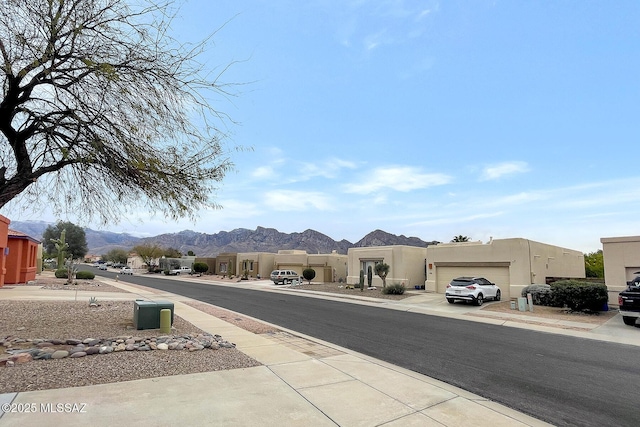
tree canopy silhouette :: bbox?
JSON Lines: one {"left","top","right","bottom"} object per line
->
{"left": 0, "top": 0, "right": 239, "bottom": 223}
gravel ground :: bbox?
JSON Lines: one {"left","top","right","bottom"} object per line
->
{"left": 479, "top": 300, "right": 617, "bottom": 325}
{"left": 14, "top": 276, "right": 125, "bottom": 292}
{"left": 0, "top": 299, "right": 262, "bottom": 393}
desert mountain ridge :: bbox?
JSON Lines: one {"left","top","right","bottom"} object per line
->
{"left": 8, "top": 221, "right": 438, "bottom": 257}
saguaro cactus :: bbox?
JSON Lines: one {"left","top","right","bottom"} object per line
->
{"left": 359, "top": 269, "right": 365, "bottom": 292}
{"left": 52, "top": 229, "right": 68, "bottom": 269}
{"left": 367, "top": 266, "right": 373, "bottom": 288}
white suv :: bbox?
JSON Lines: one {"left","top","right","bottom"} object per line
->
{"left": 445, "top": 277, "right": 501, "bottom": 306}
{"left": 270, "top": 270, "right": 299, "bottom": 285}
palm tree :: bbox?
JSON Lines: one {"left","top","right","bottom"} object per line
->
{"left": 451, "top": 235, "right": 471, "bottom": 242}
{"left": 374, "top": 263, "right": 390, "bottom": 288}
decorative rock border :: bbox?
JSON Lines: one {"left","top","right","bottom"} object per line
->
{"left": 1, "top": 334, "right": 235, "bottom": 367}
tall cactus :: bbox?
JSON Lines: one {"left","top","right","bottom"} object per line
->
{"left": 359, "top": 269, "right": 365, "bottom": 292}
{"left": 52, "top": 229, "right": 68, "bottom": 269}
{"left": 367, "top": 266, "right": 373, "bottom": 288}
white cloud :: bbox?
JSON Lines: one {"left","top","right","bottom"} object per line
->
{"left": 481, "top": 161, "right": 530, "bottom": 181}
{"left": 252, "top": 156, "right": 358, "bottom": 184}
{"left": 263, "top": 190, "right": 335, "bottom": 212}
{"left": 252, "top": 166, "right": 276, "bottom": 179}
{"left": 343, "top": 166, "right": 451, "bottom": 194}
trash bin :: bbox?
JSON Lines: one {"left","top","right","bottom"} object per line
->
{"left": 133, "top": 300, "right": 175, "bottom": 330}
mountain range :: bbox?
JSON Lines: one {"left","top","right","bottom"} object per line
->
{"left": 8, "top": 221, "right": 436, "bottom": 257}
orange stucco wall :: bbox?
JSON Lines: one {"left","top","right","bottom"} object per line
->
{"left": 0, "top": 215, "right": 9, "bottom": 287}
{"left": 5, "top": 235, "right": 39, "bottom": 284}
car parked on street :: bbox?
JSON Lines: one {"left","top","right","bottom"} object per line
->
{"left": 99, "top": 264, "right": 108, "bottom": 271}
{"left": 270, "top": 270, "right": 299, "bottom": 285}
{"left": 119, "top": 266, "right": 133, "bottom": 275}
{"left": 446, "top": 276, "right": 501, "bottom": 306}
{"left": 619, "top": 276, "right": 640, "bottom": 326}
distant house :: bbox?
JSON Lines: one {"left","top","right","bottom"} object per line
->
{"left": 5, "top": 228, "right": 41, "bottom": 285}
{"left": 271, "top": 250, "right": 348, "bottom": 283}
{"left": 0, "top": 215, "right": 9, "bottom": 287}
{"left": 347, "top": 245, "right": 427, "bottom": 287}
{"left": 236, "top": 252, "right": 275, "bottom": 279}
{"left": 216, "top": 253, "right": 238, "bottom": 277}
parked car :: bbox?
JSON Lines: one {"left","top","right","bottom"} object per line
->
{"left": 98, "top": 264, "right": 108, "bottom": 271}
{"left": 445, "top": 276, "right": 501, "bottom": 306}
{"left": 168, "top": 266, "right": 192, "bottom": 275}
{"left": 112, "top": 263, "right": 125, "bottom": 269}
{"left": 120, "top": 266, "right": 133, "bottom": 275}
{"left": 619, "top": 276, "right": 640, "bottom": 326}
{"left": 270, "top": 270, "right": 299, "bottom": 285}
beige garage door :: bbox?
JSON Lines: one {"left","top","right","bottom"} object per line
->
{"left": 436, "top": 266, "right": 511, "bottom": 299}
{"left": 276, "top": 265, "right": 303, "bottom": 275}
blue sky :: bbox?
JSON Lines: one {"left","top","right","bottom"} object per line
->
{"left": 6, "top": 1, "right": 640, "bottom": 252}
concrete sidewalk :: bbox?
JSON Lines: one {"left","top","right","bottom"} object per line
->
{"left": 3, "top": 275, "right": 630, "bottom": 426}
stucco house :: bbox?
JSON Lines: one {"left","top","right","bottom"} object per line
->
{"left": 347, "top": 245, "right": 427, "bottom": 287}
{"left": 273, "top": 250, "right": 348, "bottom": 283}
{"left": 346, "top": 239, "right": 584, "bottom": 298}
{"left": 600, "top": 235, "right": 640, "bottom": 304}
{"left": 5, "top": 229, "right": 40, "bottom": 285}
{"left": 0, "top": 214, "right": 9, "bottom": 287}
{"left": 426, "top": 238, "right": 585, "bottom": 300}
{"left": 216, "top": 253, "right": 238, "bottom": 276}
{"left": 236, "top": 252, "right": 276, "bottom": 279}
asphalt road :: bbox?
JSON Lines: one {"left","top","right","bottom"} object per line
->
{"left": 98, "top": 271, "right": 638, "bottom": 427}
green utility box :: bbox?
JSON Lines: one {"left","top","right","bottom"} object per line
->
{"left": 133, "top": 300, "right": 175, "bottom": 330}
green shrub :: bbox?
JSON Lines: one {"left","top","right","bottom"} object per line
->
{"left": 55, "top": 269, "right": 68, "bottom": 279}
{"left": 382, "top": 283, "right": 406, "bottom": 295}
{"left": 550, "top": 280, "right": 608, "bottom": 311}
{"left": 522, "top": 284, "right": 553, "bottom": 306}
{"left": 163, "top": 269, "right": 171, "bottom": 275}
{"left": 302, "top": 268, "right": 316, "bottom": 283}
{"left": 76, "top": 270, "right": 95, "bottom": 280}
{"left": 193, "top": 262, "right": 209, "bottom": 274}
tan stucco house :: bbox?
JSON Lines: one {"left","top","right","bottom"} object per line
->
{"left": 273, "top": 250, "right": 347, "bottom": 283}
{"left": 347, "top": 245, "right": 428, "bottom": 288}
{"left": 426, "top": 238, "right": 585, "bottom": 299}
{"left": 236, "top": 252, "right": 276, "bottom": 279}
{"left": 600, "top": 236, "right": 640, "bottom": 303}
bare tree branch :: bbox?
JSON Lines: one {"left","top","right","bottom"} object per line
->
{"left": 0, "top": 0, "right": 243, "bottom": 224}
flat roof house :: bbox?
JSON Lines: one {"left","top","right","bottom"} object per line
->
{"left": 347, "top": 245, "right": 428, "bottom": 288}
{"left": 0, "top": 214, "right": 9, "bottom": 287}
{"left": 5, "top": 229, "right": 40, "bottom": 285}
{"left": 600, "top": 236, "right": 640, "bottom": 304}
{"left": 426, "top": 238, "right": 585, "bottom": 300}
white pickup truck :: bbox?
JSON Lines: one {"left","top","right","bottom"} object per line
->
{"left": 168, "top": 266, "right": 192, "bottom": 275}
